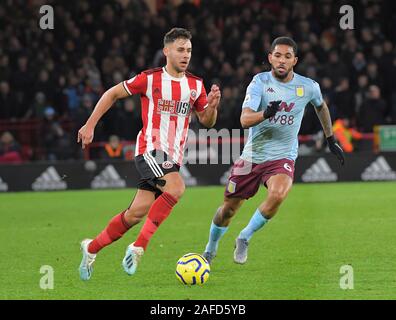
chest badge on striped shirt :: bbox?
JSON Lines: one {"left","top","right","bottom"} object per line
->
{"left": 190, "top": 89, "right": 197, "bottom": 100}
{"left": 295, "top": 86, "right": 305, "bottom": 97}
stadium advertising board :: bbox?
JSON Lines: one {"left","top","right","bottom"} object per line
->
{"left": 1, "top": 154, "right": 396, "bottom": 192}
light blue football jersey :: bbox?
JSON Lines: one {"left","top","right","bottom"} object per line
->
{"left": 240, "top": 71, "right": 323, "bottom": 164}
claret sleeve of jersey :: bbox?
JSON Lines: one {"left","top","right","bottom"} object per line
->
{"left": 122, "top": 72, "right": 148, "bottom": 96}
{"left": 242, "top": 75, "right": 262, "bottom": 111}
{"left": 310, "top": 80, "right": 324, "bottom": 107}
{"left": 194, "top": 81, "right": 208, "bottom": 112}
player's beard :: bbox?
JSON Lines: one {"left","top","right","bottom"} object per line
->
{"left": 272, "top": 66, "right": 291, "bottom": 80}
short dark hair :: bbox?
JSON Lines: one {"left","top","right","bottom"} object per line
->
{"left": 270, "top": 37, "right": 298, "bottom": 56}
{"left": 163, "top": 28, "right": 192, "bottom": 46}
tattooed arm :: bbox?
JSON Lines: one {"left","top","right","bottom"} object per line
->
{"left": 314, "top": 101, "right": 333, "bottom": 138}
{"left": 314, "top": 101, "right": 345, "bottom": 165}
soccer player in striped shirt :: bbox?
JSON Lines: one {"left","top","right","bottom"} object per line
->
{"left": 77, "top": 28, "right": 221, "bottom": 280}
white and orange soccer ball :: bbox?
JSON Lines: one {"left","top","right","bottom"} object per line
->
{"left": 175, "top": 253, "right": 210, "bottom": 285}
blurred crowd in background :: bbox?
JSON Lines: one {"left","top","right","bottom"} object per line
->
{"left": 1, "top": 0, "right": 396, "bottom": 162}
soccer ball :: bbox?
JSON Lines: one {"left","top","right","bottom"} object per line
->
{"left": 175, "top": 253, "right": 210, "bottom": 285}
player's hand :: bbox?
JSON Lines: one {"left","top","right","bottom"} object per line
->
{"left": 77, "top": 124, "right": 94, "bottom": 149}
{"left": 207, "top": 84, "right": 221, "bottom": 109}
{"left": 263, "top": 100, "right": 282, "bottom": 119}
{"left": 327, "top": 135, "right": 345, "bottom": 165}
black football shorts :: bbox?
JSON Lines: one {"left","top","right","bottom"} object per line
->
{"left": 134, "top": 149, "right": 180, "bottom": 197}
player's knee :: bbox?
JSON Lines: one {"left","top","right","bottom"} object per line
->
{"left": 268, "top": 189, "right": 287, "bottom": 205}
{"left": 173, "top": 184, "right": 185, "bottom": 200}
{"left": 164, "top": 183, "right": 185, "bottom": 200}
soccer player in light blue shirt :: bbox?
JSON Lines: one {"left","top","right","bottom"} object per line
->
{"left": 203, "top": 37, "right": 344, "bottom": 265}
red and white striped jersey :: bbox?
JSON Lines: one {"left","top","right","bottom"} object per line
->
{"left": 123, "top": 67, "right": 208, "bottom": 165}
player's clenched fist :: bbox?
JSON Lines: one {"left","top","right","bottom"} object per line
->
{"left": 207, "top": 84, "right": 221, "bottom": 109}
{"left": 263, "top": 100, "right": 282, "bottom": 119}
{"left": 326, "top": 135, "right": 345, "bottom": 165}
{"left": 77, "top": 124, "right": 94, "bottom": 149}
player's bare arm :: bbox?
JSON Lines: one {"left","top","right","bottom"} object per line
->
{"left": 196, "top": 84, "right": 221, "bottom": 128}
{"left": 314, "top": 101, "right": 333, "bottom": 138}
{"left": 315, "top": 101, "right": 345, "bottom": 164}
{"left": 77, "top": 83, "right": 129, "bottom": 149}
{"left": 240, "top": 108, "right": 264, "bottom": 128}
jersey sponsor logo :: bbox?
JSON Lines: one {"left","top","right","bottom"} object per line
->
{"left": 269, "top": 101, "right": 295, "bottom": 125}
{"left": 157, "top": 99, "right": 191, "bottom": 117}
{"left": 361, "top": 156, "right": 396, "bottom": 181}
{"left": 269, "top": 114, "right": 295, "bottom": 125}
{"left": 162, "top": 161, "right": 174, "bottom": 169}
{"left": 32, "top": 166, "right": 67, "bottom": 191}
{"left": 278, "top": 102, "right": 295, "bottom": 112}
{"left": 296, "top": 85, "right": 305, "bottom": 97}
{"left": 91, "top": 165, "right": 126, "bottom": 189}
{"left": 0, "top": 177, "right": 8, "bottom": 192}
{"left": 301, "top": 158, "right": 338, "bottom": 182}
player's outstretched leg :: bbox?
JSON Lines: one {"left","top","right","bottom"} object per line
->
{"left": 79, "top": 190, "right": 155, "bottom": 280}
{"left": 123, "top": 173, "right": 183, "bottom": 275}
{"left": 122, "top": 192, "right": 178, "bottom": 275}
{"left": 234, "top": 174, "right": 292, "bottom": 264}
{"left": 203, "top": 197, "right": 244, "bottom": 264}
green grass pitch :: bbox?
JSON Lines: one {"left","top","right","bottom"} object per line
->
{"left": 0, "top": 182, "right": 395, "bottom": 300}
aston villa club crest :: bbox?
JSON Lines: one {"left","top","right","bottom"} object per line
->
{"left": 295, "top": 85, "right": 305, "bottom": 97}
{"left": 227, "top": 180, "right": 236, "bottom": 193}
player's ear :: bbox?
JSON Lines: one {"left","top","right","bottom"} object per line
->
{"left": 293, "top": 56, "right": 298, "bottom": 66}
{"left": 163, "top": 46, "right": 169, "bottom": 57}
{"left": 268, "top": 53, "right": 272, "bottom": 64}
